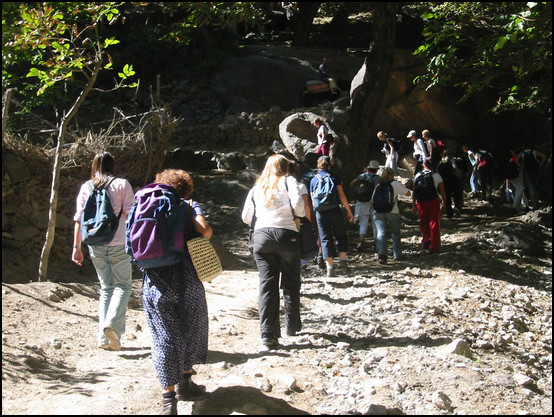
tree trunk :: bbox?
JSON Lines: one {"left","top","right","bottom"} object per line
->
{"left": 336, "top": 3, "right": 398, "bottom": 195}
{"left": 292, "top": 2, "right": 321, "bottom": 47}
{"left": 38, "top": 60, "right": 103, "bottom": 281}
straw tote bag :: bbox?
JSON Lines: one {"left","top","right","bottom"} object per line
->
{"left": 186, "top": 202, "right": 222, "bottom": 282}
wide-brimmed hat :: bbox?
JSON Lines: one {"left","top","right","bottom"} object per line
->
{"left": 367, "top": 160, "right": 380, "bottom": 170}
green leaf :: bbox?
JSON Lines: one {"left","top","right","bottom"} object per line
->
{"left": 494, "top": 36, "right": 509, "bottom": 51}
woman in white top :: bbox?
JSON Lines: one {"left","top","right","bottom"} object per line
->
{"left": 242, "top": 154, "right": 305, "bottom": 349}
{"left": 313, "top": 117, "right": 329, "bottom": 156}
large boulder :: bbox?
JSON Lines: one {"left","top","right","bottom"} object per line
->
{"left": 278, "top": 112, "right": 339, "bottom": 161}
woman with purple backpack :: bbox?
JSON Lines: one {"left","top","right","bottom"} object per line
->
{"left": 139, "top": 169, "right": 212, "bottom": 415}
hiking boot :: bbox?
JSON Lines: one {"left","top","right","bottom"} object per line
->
{"left": 326, "top": 266, "right": 334, "bottom": 278}
{"left": 161, "top": 394, "right": 177, "bottom": 415}
{"left": 104, "top": 327, "right": 121, "bottom": 351}
{"left": 356, "top": 242, "right": 364, "bottom": 253}
{"left": 176, "top": 380, "right": 206, "bottom": 401}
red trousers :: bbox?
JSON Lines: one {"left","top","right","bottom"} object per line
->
{"left": 416, "top": 196, "right": 441, "bottom": 252}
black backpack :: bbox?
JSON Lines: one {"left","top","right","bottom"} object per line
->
{"left": 372, "top": 181, "right": 395, "bottom": 213}
{"left": 522, "top": 149, "right": 540, "bottom": 173}
{"left": 505, "top": 160, "right": 520, "bottom": 180}
{"left": 437, "top": 159, "right": 455, "bottom": 182}
{"left": 352, "top": 174, "right": 376, "bottom": 202}
{"left": 413, "top": 171, "right": 438, "bottom": 202}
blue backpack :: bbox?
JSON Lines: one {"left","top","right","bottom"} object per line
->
{"left": 372, "top": 181, "right": 395, "bottom": 213}
{"left": 312, "top": 173, "right": 339, "bottom": 212}
{"left": 125, "top": 183, "right": 194, "bottom": 269}
{"left": 81, "top": 177, "right": 121, "bottom": 246}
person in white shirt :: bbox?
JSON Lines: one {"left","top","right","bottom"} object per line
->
{"left": 408, "top": 129, "right": 427, "bottom": 175}
{"left": 242, "top": 154, "right": 306, "bottom": 349}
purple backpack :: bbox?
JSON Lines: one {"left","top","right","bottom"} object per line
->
{"left": 125, "top": 183, "right": 192, "bottom": 269}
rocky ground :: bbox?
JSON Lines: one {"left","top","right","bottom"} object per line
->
{"left": 2, "top": 173, "right": 552, "bottom": 415}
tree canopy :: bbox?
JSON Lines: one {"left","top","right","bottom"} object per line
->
{"left": 410, "top": 2, "right": 552, "bottom": 119}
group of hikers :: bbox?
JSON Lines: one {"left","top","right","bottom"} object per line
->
{"left": 71, "top": 119, "right": 549, "bottom": 413}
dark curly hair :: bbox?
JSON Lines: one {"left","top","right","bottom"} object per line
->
{"left": 155, "top": 169, "right": 194, "bottom": 198}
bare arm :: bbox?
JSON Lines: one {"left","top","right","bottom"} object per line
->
{"left": 337, "top": 185, "right": 354, "bottom": 222}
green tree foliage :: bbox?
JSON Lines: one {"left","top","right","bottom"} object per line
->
{"left": 411, "top": 2, "right": 552, "bottom": 119}
{"left": 2, "top": 2, "right": 136, "bottom": 113}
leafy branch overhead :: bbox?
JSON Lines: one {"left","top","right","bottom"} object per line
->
{"left": 412, "top": 2, "right": 552, "bottom": 118}
{"left": 3, "top": 2, "right": 137, "bottom": 102}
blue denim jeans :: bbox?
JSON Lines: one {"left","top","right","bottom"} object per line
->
{"left": 373, "top": 211, "right": 403, "bottom": 259}
{"left": 89, "top": 244, "right": 133, "bottom": 345}
{"left": 315, "top": 207, "right": 348, "bottom": 259}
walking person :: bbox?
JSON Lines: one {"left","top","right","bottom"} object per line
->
{"left": 412, "top": 158, "right": 447, "bottom": 253}
{"left": 515, "top": 147, "right": 547, "bottom": 210}
{"left": 350, "top": 160, "right": 380, "bottom": 253}
{"left": 310, "top": 155, "right": 354, "bottom": 277}
{"left": 505, "top": 147, "right": 529, "bottom": 213}
{"left": 422, "top": 129, "right": 440, "bottom": 170}
{"left": 377, "top": 131, "right": 399, "bottom": 175}
{"left": 462, "top": 144, "right": 480, "bottom": 194}
{"left": 242, "top": 154, "right": 306, "bottom": 349}
{"left": 139, "top": 169, "right": 212, "bottom": 414}
{"left": 313, "top": 117, "right": 330, "bottom": 156}
{"left": 408, "top": 129, "right": 427, "bottom": 176}
{"left": 475, "top": 146, "right": 495, "bottom": 201}
{"left": 372, "top": 167, "right": 411, "bottom": 264}
{"left": 72, "top": 151, "right": 135, "bottom": 351}
{"left": 437, "top": 150, "right": 463, "bottom": 218}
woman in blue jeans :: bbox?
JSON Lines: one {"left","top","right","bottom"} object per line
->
{"left": 242, "top": 154, "right": 306, "bottom": 350}
{"left": 373, "top": 168, "right": 411, "bottom": 264}
{"left": 72, "top": 152, "right": 135, "bottom": 351}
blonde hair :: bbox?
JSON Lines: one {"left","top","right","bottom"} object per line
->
{"left": 255, "top": 154, "right": 291, "bottom": 207}
{"left": 377, "top": 131, "right": 388, "bottom": 140}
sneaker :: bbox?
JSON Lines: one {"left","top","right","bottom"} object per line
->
{"left": 356, "top": 242, "right": 364, "bottom": 253}
{"left": 104, "top": 327, "right": 121, "bottom": 351}
{"left": 394, "top": 255, "right": 406, "bottom": 261}
{"left": 99, "top": 343, "right": 110, "bottom": 350}
{"left": 423, "top": 241, "right": 431, "bottom": 250}
{"left": 378, "top": 256, "right": 387, "bottom": 265}
{"left": 326, "top": 266, "right": 335, "bottom": 278}
{"left": 176, "top": 380, "right": 206, "bottom": 401}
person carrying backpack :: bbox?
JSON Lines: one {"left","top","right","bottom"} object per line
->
{"left": 505, "top": 147, "right": 529, "bottom": 213}
{"left": 515, "top": 147, "right": 547, "bottom": 210}
{"left": 72, "top": 152, "right": 135, "bottom": 352}
{"left": 309, "top": 155, "right": 354, "bottom": 277}
{"left": 475, "top": 146, "right": 495, "bottom": 200}
{"left": 412, "top": 158, "right": 447, "bottom": 253}
{"left": 437, "top": 150, "right": 463, "bottom": 218}
{"left": 134, "top": 169, "right": 212, "bottom": 415}
{"left": 350, "top": 160, "right": 381, "bottom": 253}
{"left": 372, "top": 168, "right": 411, "bottom": 264}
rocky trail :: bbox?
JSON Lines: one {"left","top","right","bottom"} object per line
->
{"left": 2, "top": 187, "right": 552, "bottom": 415}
